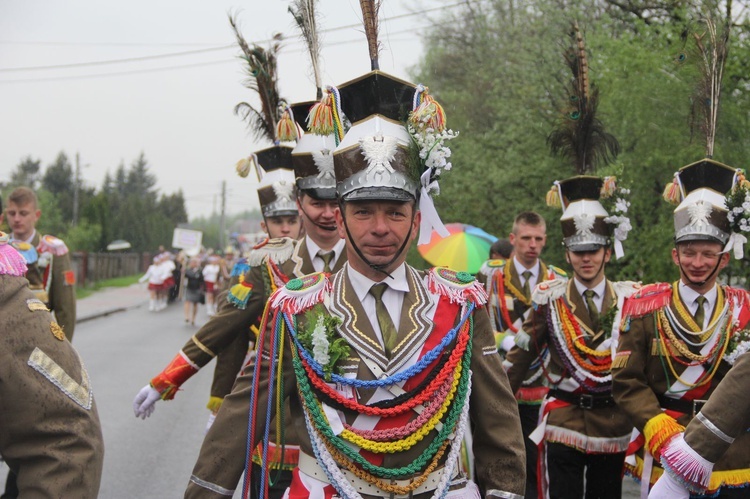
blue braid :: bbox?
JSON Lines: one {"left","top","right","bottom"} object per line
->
{"left": 283, "top": 302, "right": 475, "bottom": 388}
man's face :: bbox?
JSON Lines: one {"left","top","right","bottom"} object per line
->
{"left": 672, "top": 241, "right": 729, "bottom": 290}
{"left": 3, "top": 201, "right": 40, "bottom": 241}
{"left": 297, "top": 195, "right": 339, "bottom": 246}
{"left": 261, "top": 214, "right": 301, "bottom": 239}
{"left": 509, "top": 223, "right": 546, "bottom": 268}
{"left": 335, "top": 200, "right": 420, "bottom": 280}
{"left": 566, "top": 247, "right": 611, "bottom": 286}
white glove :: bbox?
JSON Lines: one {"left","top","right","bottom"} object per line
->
{"left": 133, "top": 385, "right": 161, "bottom": 419}
{"left": 649, "top": 472, "right": 690, "bottom": 499}
{"left": 501, "top": 333, "right": 516, "bottom": 353}
{"left": 205, "top": 411, "right": 217, "bottom": 434}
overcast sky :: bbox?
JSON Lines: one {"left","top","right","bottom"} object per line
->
{"left": 0, "top": 0, "right": 448, "bottom": 219}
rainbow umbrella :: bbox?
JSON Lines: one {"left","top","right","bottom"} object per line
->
{"left": 417, "top": 223, "right": 498, "bottom": 274}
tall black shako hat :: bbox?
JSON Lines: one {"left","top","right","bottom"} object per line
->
{"left": 552, "top": 176, "right": 612, "bottom": 252}
{"left": 333, "top": 71, "right": 416, "bottom": 203}
{"left": 254, "top": 146, "right": 298, "bottom": 218}
{"left": 288, "top": 100, "right": 338, "bottom": 200}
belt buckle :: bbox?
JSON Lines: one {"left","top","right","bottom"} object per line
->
{"left": 579, "top": 393, "right": 594, "bottom": 410}
{"left": 692, "top": 399, "right": 707, "bottom": 417}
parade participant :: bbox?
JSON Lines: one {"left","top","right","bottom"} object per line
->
{"left": 139, "top": 255, "right": 164, "bottom": 312}
{"left": 505, "top": 176, "right": 637, "bottom": 499}
{"left": 1, "top": 186, "right": 76, "bottom": 339}
{"left": 612, "top": 15, "right": 750, "bottom": 497}
{"left": 477, "top": 211, "right": 563, "bottom": 498}
{"left": 650, "top": 352, "right": 750, "bottom": 498}
{"left": 183, "top": 256, "right": 204, "bottom": 326}
{"left": 612, "top": 160, "right": 750, "bottom": 498}
{"left": 202, "top": 254, "right": 221, "bottom": 317}
{"left": 185, "top": 66, "right": 526, "bottom": 498}
{"left": 219, "top": 246, "right": 237, "bottom": 292}
{"left": 0, "top": 232, "right": 104, "bottom": 497}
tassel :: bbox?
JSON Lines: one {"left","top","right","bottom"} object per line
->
{"left": 236, "top": 157, "right": 252, "bottom": 178}
{"left": 409, "top": 84, "right": 446, "bottom": 132}
{"left": 230, "top": 258, "right": 249, "bottom": 278}
{"left": 276, "top": 105, "right": 302, "bottom": 142}
{"left": 662, "top": 181, "right": 681, "bottom": 204}
{"left": 228, "top": 274, "right": 254, "bottom": 309}
{"left": 546, "top": 184, "right": 561, "bottom": 208}
{"left": 601, "top": 176, "right": 617, "bottom": 198}
{"left": 307, "top": 93, "right": 333, "bottom": 135}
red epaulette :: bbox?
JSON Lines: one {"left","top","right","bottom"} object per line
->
{"left": 621, "top": 282, "right": 672, "bottom": 319}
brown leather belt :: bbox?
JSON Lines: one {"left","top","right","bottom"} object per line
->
{"left": 549, "top": 389, "right": 615, "bottom": 410}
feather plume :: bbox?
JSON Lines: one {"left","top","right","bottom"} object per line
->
{"left": 359, "top": 0, "right": 381, "bottom": 70}
{"left": 288, "top": 0, "right": 323, "bottom": 99}
{"left": 229, "top": 13, "right": 283, "bottom": 143}
{"left": 686, "top": 14, "right": 730, "bottom": 158}
{"left": 547, "top": 22, "right": 620, "bottom": 174}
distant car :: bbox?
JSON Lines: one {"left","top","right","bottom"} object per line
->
{"left": 106, "top": 240, "right": 132, "bottom": 251}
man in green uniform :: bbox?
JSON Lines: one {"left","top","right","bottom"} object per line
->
{"left": 185, "top": 71, "right": 526, "bottom": 499}
{"left": 0, "top": 232, "right": 103, "bottom": 498}
{"left": 612, "top": 160, "right": 750, "bottom": 498}
{"left": 477, "top": 211, "right": 563, "bottom": 498}
{"left": 505, "top": 176, "right": 637, "bottom": 498}
{"left": 1, "top": 186, "right": 78, "bottom": 498}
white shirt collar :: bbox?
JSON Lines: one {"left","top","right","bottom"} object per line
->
{"left": 11, "top": 229, "right": 36, "bottom": 245}
{"left": 305, "top": 235, "right": 346, "bottom": 268}
{"left": 512, "top": 256, "right": 538, "bottom": 281}
{"left": 347, "top": 262, "right": 410, "bottom": 302}
{"left": 573, "top": 277, "right": 607, "bottom": 300}
{"left": 678, "top": 281, "right": 718, "bottom": 313}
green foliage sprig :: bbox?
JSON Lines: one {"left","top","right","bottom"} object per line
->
{"left": 298, "top": 309, "right": 348, "bottom": 381}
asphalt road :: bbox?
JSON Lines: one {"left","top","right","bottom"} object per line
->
{"left": 1, "top": 298, "right": 642, "bottom": 498}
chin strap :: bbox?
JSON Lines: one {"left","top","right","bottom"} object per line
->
{"left": 338, "top": 201, "right": 415, "bottom": 279}
{"left": 566, "top": 248, "right": 608, "bottom": 285}
{"left": 676, "top": 253, "right": 723, "bottom": 288}
{"left": 298, "top": 203, "right": 338, "bottom": 232}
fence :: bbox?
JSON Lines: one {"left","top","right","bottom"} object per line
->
{"left": 71, "top": 252, "right": 152, "bottom": 286}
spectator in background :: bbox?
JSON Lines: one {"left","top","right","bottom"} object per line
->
{"left": 201, "top": 254, "right": 220, "bottom": 317}
{"left": 183, "top": 257, "right": 204, "bottom": 326}
{"left": 490, "top": 238, "right": 513, "bottom": 260}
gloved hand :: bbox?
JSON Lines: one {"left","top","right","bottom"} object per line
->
{"left": 501, "top": 333, "right": 516, "bottom": 354}
{"left": 649, "top": 472, "right": 690, "bottom": 499}
{"left": 133, "top": 385, "right": 161, "bottom": 419}
{"left": 205, "top": 411, "right": 217, "bottom": 434}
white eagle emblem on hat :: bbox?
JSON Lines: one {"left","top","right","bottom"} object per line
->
{"left": 359, "top": 133, "right": 398, "bottom": 179}
{"left": 573, "top": 213, "right": 595, "bottom": 236}
{"left": 688, "top": 200, "right": 712, "bottom": 227}
{"left": 272, "top": 180, "right": 294, "bottom": 203}
{"left": 312, "top": 149, "right": 335, "bottom": 180}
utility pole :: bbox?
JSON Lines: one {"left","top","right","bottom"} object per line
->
{"left": 72, "top": 152, "right": 81, "bottom": 227}
{"left": 219, "top": 181, "right": 226, "bottom": 249}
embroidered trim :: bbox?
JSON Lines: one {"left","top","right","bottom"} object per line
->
{"left": 27, "top": 347, "right": 92, "bottom": 410}
{"left": 190, "top": 336, "right": 216, "bottom": 358}
{"left": 486, "top": 490, "right": 524, "bottom": 499}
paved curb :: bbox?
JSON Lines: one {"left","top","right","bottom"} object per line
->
{"left": 77, "top": 302, "right": 147, "bottom": 324}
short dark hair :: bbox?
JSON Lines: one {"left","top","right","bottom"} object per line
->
{"left": 512, "top": 211, "right": 545, "bottom": 234}
{"left": 8, "top": 186, "right": 38, "bottom": 209}
{"left": 490, "top": 238, "right": 513, "bottom": 259}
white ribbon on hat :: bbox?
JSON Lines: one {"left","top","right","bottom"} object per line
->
{"left": 417, "top": 169, "right": 449, "bottom": 245}
{"left": 613, "top": 239, "right": 624, "bottom": 260}
{"left": 723, "top": 232, "right": 747, "bottom": 259}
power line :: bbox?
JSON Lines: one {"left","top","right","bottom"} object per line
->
{"left": 0, "top": 32, "right": 422, "bottom": 84}
{"left": 0, "top": 2, "right": 464, "bottom": 73}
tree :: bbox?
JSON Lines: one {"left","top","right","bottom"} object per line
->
{"left": 8, "top": 156, "right": 42, "bottom": 190}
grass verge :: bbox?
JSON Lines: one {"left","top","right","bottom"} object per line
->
{"left": 76, "top": 274, "right": 142, "bottom": 300}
